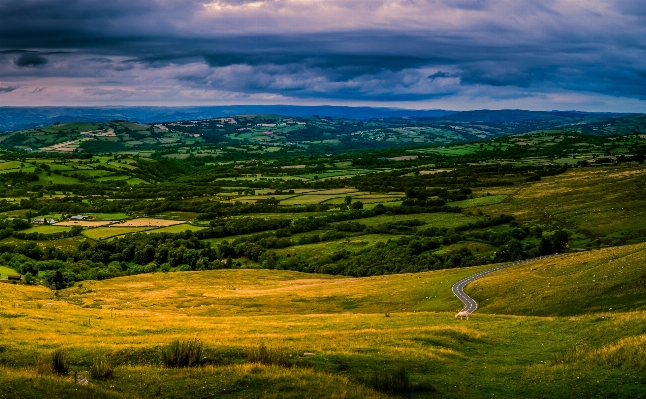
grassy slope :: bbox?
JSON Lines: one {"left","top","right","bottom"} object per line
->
{"left": 1, "top": 249, "right": 646, "bottom": 398}
{"left": 0, "top": 265, "right": 18, "bottom": 278}
{"left": 469, "top": 242, "right": 646, "bottom": 316}
{"left": 486, "top": 166, "right": 646, "bottom": 239}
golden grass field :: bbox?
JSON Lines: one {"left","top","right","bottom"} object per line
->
{"left": 113, "top": 218, "right": 185, "bottom": 227}
{"left": 1, "top": 243, "right": 646, "bottom": 398}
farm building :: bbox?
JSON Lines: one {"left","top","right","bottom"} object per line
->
{"left": 7, "top": 274, "right": 22, "bottom": 281}
{"left": 70, "top": 215, "right": 88, "bottom": 221}
{"left": 32, "top": 218, "right": 57, "bottom": 225}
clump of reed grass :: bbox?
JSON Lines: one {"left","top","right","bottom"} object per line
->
{"left": 51, "top": 349, "right": 70, "bottom": 375}
{"left": 246, "top": 343, "right": 292, "bottom": 368}
{"left": 89, "top": 357, "right": 115, "bottom": 380}
{"left": 370, "top": 366, "right": 412, "bottom": 397}
{"left": 161, "top": 338, "right": 204, "bottom": 368}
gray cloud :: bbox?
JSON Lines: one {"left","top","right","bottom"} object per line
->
{"left": 14, "top": 53, "right": 48, "bottom": 67}
{"left": 0, "top": 86, "right": 20, "bottom": 93}
{"left": 0, "top": 0, "right": 644, "bottom": 109}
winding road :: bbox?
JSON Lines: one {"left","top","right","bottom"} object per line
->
{"left": 452, "top": 255, "right": 557, "bottom": 313}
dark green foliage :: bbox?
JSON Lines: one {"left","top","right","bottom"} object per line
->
{"left": 161, "top": 338, "right": 204, "bottom": 368}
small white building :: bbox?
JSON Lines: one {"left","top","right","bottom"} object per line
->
{"left": 70, "top": 215, "right": 87, "bottom": 221}
{"left": 33, "top": 218, "right": 57, "bottom": 225}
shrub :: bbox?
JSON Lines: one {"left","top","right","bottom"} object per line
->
{"left": 371, "top": 366, "right": 412, "bottom": 396}
{"left": 161, "top": 338, "right": 203, "bottom": 368}
{"left": 51, "top": 349, "right": 70, "bottom": 375}
{"left": 246, "top": 343, "right": 292, "bottom": 368}
{"left": 89, "top": 357, "right": 115, "bottom": 380}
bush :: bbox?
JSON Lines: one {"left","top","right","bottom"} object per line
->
{"left": 51, "top": 349, "right": 70, "bottom": 375}
{"left": 89, "top": 357, "right": 115, "bottom": 380}
{"left": 246, "top": 343, "right": 292, "bottom": 368}
{"left": 161, "top": 338, "right": 204, "bottom": 368}
{"left": 371, "top": 366, "right": 412, "bottom": 396}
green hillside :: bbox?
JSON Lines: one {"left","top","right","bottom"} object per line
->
{"left": 469, "top": 242, "right": 646, "bottom": 316}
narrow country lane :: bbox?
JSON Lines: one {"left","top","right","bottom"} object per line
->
{"left": 451, "top": 255, "right": 558, "bottom": 313}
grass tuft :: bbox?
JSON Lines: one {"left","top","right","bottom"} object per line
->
{"left": 370, "top": 366, "right": 412, "bottom": 397}
{"left": 36, "top": 356, "right": 52, "bottom": 375}
{"left": 51, "top": 349, "right": 70, "bottom": 375}
{"left": 161, "top": 338, "right": 204, "bottom": 368}
{"left": 246, "top": 343, "right": 292, "bottom": 368}
{"left": 89, "top": 357, "right": 115, "bottom": 380}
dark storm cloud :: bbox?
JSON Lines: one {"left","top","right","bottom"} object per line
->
{"left": 1, "top": 0, "right": 645, "bottom": 108}
{"left": 0, "top": 86, "right": 19, "bottom": 93}
{"left": 14, "top": 53, "right": 48, "bottom": 67}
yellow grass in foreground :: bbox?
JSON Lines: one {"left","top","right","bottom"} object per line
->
{"left": 2, "top": 250, "right": 646, "bottom": 398}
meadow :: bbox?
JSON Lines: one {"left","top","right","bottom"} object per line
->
{"left": 348, "top": 212, "right": 483, "bottom": 228}
{"left": 1, "top": 245, "right": 646, "bottom": 398}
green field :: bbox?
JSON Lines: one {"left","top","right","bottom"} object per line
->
{"left": 96, "top": 175, "right": 131, "bottom": 182}
{"left": 362, "top": 200, "right": 402, "bottom": 209}
{"left": 351, "top": 212, "right": 483, "bottom": 228}
{"left": 0, "top": 265, "right": 19, "bottom": 278}
{"left": 471, "top": 243, "right": 646, "bottom": 316}
{"left": 146, "top": 224, "right": 205, "bottom": 234}
{"left": 274, "top": 234, "right": 410, "bottom": 257}
{"left": 87, "top": 213, "right": 130, "bottom": 220}
{"left": 296, "top": 169, "right": 375, "bottom": 179}
{"left": 82, "top": 227, "right": 154, "bottom": 240}
{"left": 280, "top": 194, "right": 348, "bottom": 205}
{"left": 448, "top": 195, "right": 508, "bottom": 207}
{"left": 22, "top": 225, "right": 72, "bottom": 234}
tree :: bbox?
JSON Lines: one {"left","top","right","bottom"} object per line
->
{"left": 538, "top": 237, "right": 553, "bottom": 255}
{"left": 48, "top": 270, "right": 65, "bottom": 290}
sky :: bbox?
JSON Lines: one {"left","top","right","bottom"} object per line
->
{"left": 0, "top": 0, "right": 645, "bottom": 111}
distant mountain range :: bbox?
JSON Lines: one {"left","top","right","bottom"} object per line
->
{"left": 0, "top": 106, "right": 634, "bottom": 132}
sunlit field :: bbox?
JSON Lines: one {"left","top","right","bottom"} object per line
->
{"left": 2, "top": 244, "right": 645, "bottom": 398}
